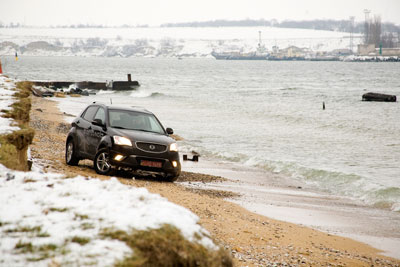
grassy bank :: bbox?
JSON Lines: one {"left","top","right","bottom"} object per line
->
{"left": 102, "top": 224, "right": 232, "bottom": 267}
{"left": 0, "top": 81, "right": 34, "bottom": 171}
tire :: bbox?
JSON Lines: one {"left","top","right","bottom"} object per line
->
{"left": 165, "top": 173, "right": 179, "bottom": 182}
{"left": 66, "top": 139, "right": 80, "bottom": 166}
{"left": 94, "top": 148, "right": 113, "bottom": 175}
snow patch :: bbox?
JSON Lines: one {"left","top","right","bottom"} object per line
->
{"left": 0, "top": 165, "right": 215, "bottom": 266}
{"left": 0, "top": 75, "right": 20, "bottom": 134}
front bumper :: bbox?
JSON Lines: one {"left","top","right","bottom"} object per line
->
{"left": 108, "top": 145, "right": 181, "bottom": 176}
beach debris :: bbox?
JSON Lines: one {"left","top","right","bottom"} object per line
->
{"left": 6, "top": 172, "right": 15, "bottom": 181}
{"left": 183, "top": 154, "right": 199, "bottom": 162}
{"left": 63, "top": 112, "right": 75, "bottom": 117}
{"left": 54, "top": 92, "right": 66, "bottom": 98}
{"left": 362, "top": 92, "right": 396, "bottom": 102}
{"left": 171, "top": 134, "right": 184, "bottom": 141}
{"left": 30, "top": 86, "right": 55, "bottom": 97}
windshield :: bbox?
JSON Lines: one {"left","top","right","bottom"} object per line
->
{"left": 109, "top": 110, "right": 165, "bottom": 134}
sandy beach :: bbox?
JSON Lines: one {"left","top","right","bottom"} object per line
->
{"left": 29, "top": 96, "right": 400, "bottom": 266}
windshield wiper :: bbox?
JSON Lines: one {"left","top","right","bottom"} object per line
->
{"left": 112, "top": 126, "right": 128, "bottom": 129}
{"left": 135, "top": 129, "right": 160, "bottom": 134}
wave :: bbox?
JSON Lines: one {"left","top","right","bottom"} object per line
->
{"left": 149, "top": 92, "right": 165, "bottom": 98}
{"left": 97, "top": 90, "right": 115, "bottom": 95}
{"left": 180, "top": 141, "right": 400, "bottom": 211}
{"left": 130, "top": 90, "right": 166, "bottom": 98}
{"left": 255, "top": 160, "right": 400, "bottom": 211}
{"left": 280, "top": 87, "right": 298, "bottom": 91}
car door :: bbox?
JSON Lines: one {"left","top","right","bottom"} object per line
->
{"left": 86, "top": 107, "right": 107, "bottom": 157}
{"left": 76, "top": 105, "right": 99, "bottom": 157}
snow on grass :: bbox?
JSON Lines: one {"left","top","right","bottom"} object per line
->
{"left": 0, "top": 75, "right": 20, "bottom": 134}
{"left": 0, "top": 165, "right": 216, "bottom": 266}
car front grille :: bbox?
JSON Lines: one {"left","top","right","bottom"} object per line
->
{"left": 136, "top": 142, "right": 167, "bottom": 153}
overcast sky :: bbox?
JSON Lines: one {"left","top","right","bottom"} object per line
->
{"left": 1, "top": 0, "right": 399, "bottom": 26}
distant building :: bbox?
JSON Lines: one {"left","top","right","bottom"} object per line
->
{"left": 284, "top": 46, "right": 306, "bottom": 58}
{"left": 358, "top": 44, "right": 400, "bottom": 56}
{"left": 331, "top": 49, "right": 353, "bottom": 56}
{"left": 270, "top": 46, "right": 306, "bottom": 59}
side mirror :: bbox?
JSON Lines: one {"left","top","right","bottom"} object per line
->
{"left": 166, "top": 127, "right": 174, "bottom": 135}
{"left": 92, "top": 119, "right": 105, "bottom": 127}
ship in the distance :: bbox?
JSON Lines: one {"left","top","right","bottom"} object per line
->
{"left": 212, "top": 31, "right": 268, "bottom": 60}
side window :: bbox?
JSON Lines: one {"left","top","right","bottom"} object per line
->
{"left": 148, "top": 116, "right": 164, "bottom": 133}
{"left": 93, "top": 108, "right": 106, "bottom": 124}
{"left": 82, "top": 106, "right": 98, "bottom": 122}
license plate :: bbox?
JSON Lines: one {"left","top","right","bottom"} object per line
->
{"left": 140, "top": 160, "right": 162, "bottom": 168}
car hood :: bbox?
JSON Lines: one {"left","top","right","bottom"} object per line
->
{"left": 112, "top": 128, "right": 174, "bottom": 144}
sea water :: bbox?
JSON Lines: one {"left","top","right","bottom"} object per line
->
{"left": 4, "top": 56, "right": 400, "bottom": 211}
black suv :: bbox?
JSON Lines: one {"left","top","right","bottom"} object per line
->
{"left": 65, "top": 103, "right": 181, "bottom": 181}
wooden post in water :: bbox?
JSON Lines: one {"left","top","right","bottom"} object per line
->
{"left": 323, "top": 102, "right": 325, "bottom": 110}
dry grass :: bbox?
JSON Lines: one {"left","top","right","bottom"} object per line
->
{"left": 71, "top": 236, "right": 91, "bottom": 245}
{"left": 14, "top": 241, "right": 60, "bottom": 262}
{"left": 101, "top": 224, "right": 232, "bottom": 267}
{"left": 4, "top": 225, "right": 50, "bottom": 238}
{"left": 0, "top": 81, "right": 35, "bottom": 171}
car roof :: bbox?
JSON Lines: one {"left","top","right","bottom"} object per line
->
{"left": 90, "top": 102, "right": 152, "bottom": 114}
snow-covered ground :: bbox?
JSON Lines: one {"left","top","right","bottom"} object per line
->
{"left": 0, "top": 166, "right": 216, "bottom": 266}
{"left": 0, "top": 26, "right": 363, "bottom": 57}
{"left": 0, "top": 75, "right": 216, "bottom": 266}
{"left": 0, "top": 76, "right": 19, "bottom": 134}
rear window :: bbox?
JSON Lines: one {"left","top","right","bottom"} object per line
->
{"left": 82, "top": 106, "right": 98, "bottom": 122}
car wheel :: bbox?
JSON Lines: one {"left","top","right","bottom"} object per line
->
{"left": 66, "top": 139, "right": 79, "bottom": 166}
{"left": 165, "top": 173, "right": 179, "bottom": 182}
{"left": 94, "top": 148, "right": 113, "bottom": 175}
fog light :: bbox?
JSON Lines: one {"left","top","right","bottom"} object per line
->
{"left": 114, "top": 154, "right": 124, "bottom": 161}
{"left": 172, "top": 161, "right": 178, "bottom": 168}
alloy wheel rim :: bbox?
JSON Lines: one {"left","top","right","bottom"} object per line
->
{"left": 67, "top": 142, "right": 73, "bottom": 162}
{"left": 97, "top": 152, "right": 110, "bottom": 172}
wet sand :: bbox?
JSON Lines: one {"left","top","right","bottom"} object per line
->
{"left": 29, "top": 96, "right": 400, "bottom": 266}
{"left": 183, "top": 159, "right": 400, "bottom": 260}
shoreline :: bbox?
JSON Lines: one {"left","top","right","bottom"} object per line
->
{"left": 29, "top": 96, "right": 400, "bottom": 266}
{"left": 182, "top": 158, "right": 400, "bottom": 259}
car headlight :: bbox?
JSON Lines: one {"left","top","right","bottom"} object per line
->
{"left": 169, "top": 143, "right": 178, "bottom": 152}
{"left": 113, "top": 136, "right": 132, "bottom": 146}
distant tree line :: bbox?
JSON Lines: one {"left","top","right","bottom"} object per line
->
{"left": 1, "top": 19, "right": 398, "bottom": 35}
{"left": 52, "top": 24, "right": 149, "bottom": 28}
{"left": 363, "top": 15, "right": 399, "bottom": 48}
{"left": 0, "top": 22, "right": 149, "bottom": 28}
{"left": 0, "top": 22, "right": 23, "bottom": 28}
{"left": 160, "top": 19, "right": 400, "bottom": 34}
